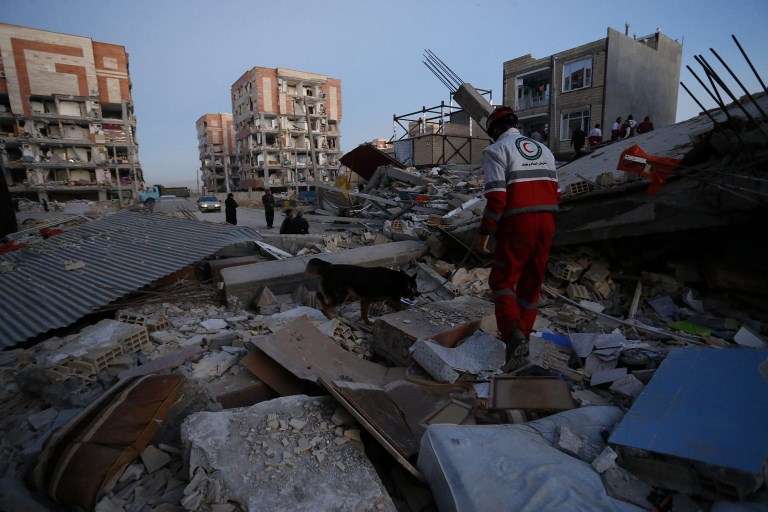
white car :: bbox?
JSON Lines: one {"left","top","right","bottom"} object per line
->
{"left": 197, "top": 196, "right": 221, "bottom": 212}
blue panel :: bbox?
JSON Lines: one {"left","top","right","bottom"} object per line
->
{"left": 609, "top": 348, "right": 768, "bottom": 474}
{"left": 541, "top": 332, "right": 573, "bottom": 350}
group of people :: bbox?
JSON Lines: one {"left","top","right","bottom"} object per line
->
{"left": 611, "top": 114, "right": 654, "bottom": 141}
{"left": 568, "top": 115, "right": 655, "bottom": 158}
{"left": 223, "top": 189, "right": 308, "bottom": 235}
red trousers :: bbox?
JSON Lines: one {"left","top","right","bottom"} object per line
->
{"left": 489, "top": 212, "right": 555, "bottom": 340}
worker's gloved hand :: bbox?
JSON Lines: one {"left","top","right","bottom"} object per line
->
{"left": 474, "top": 234, "right": 491, "bottom": 255}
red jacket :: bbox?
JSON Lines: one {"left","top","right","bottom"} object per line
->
{"left": 480, "top": 128, "right": 559, "bottom": 235}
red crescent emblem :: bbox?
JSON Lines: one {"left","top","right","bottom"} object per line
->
{"left": 522, "top": 142, "right": 533, "bottom": 153}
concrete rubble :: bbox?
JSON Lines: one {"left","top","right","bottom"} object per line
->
{"left": 180, "top": 395, "right": 395, "bottom": 512}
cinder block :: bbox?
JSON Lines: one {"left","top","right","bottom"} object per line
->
{"left": 566, "top": 283, "right": 591, "bottom": 301}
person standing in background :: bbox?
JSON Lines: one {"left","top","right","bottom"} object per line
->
{"left": 588, "top": 124, "right": 602, "bottom": 146}
{"left": 263, "top": 188, "right": 275, "bottom": 229}
{"left": 611, "top": 117, "right": 623, "bottom": 141}
{"left": 571, "top": 126, "right": 586, "bottom": 157}
{"left": 225, "top": 193, "right": 238, "bottom": 225}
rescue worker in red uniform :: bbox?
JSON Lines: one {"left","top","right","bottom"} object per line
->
{"left": 476, "top": 106, "right": 559, "bottom": 370}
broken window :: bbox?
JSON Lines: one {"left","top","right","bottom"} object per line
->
{"left": 562, "top": 58, "right": 592, "bottom": 92}
{"left": 304, "top": 86, "right": 313, "bottom": 97}
{"left": 560, "top": 109, "right": 591, "bottom": 140}
{"left": 102, "top": 104, "right": 122, "bottom": 120}
{"left": 265, "top": 133, "right": 277, "bottom": 146}
{"left": 0, "top": 93, "right": 10, "bottom": 113}
{"left": 0, "top": 118, "right": 14, "bottom": 135}
{"left": 7, "top": 147, "right": 22, "bottom": 162}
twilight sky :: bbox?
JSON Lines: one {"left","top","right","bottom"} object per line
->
{"left": 3, "top": 0, "right": 767, "bottom": 186}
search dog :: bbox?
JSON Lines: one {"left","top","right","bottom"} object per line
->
{"left": 305, "top": 258, "right": 419, "bottom": 324}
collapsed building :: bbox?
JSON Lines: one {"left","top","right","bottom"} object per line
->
{"left": 196, "top": 113, "right": 237, "bottom": 193}
{"left": 503, "top": 27, "right": 682, "bottom": 158}
{"left": 231, "top": 67, "right": 342, "bottom": 191}
{"left": 0, "top": 23, "right": 144, "bottom": 203}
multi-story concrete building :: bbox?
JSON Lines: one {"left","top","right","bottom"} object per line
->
{"left": 503, "top": 28, "right": 682, "bottom": 157}
{"left": 0, "top": 23, "right": 143, "bottom": 203}
{"left": 196, "top": 113, "right": 236, "bottom": 193}
{"left": 231, "top": 67, "right": 341, "bottom": 189}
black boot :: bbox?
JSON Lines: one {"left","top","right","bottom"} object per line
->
{"left": 502, "top": 327, "right": 529, "bottom": 373}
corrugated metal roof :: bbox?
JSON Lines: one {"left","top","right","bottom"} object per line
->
{"left": 0, "top": 210, "right": 260, "bottom": 347}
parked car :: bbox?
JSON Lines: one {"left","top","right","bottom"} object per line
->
{"left": 197, "top": 195, "right": 221, "bottom": 212}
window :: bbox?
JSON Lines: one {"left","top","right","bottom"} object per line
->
{"left": 560, "top": 109, "right": 591, "bottom": 140}
{"left": 562, "top": 57, "right": 592, "bottom": 92}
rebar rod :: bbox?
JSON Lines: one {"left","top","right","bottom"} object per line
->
{"left": 710, "top": 47, "right": 768, "bottom": 121}
{"left": 732, "top": 34, "right": 768, "bottom": 94}
{"left": 680, "top": 81, "right": 720, "bottom": 126}
{"left": 696, "top": 55, "right": 768, "bottom": 140}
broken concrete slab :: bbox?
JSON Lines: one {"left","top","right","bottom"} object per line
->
{"left": 592, "top": 446, "right": 619, "bottom": 474}
{"left": 734, "top": 326, "right": 767, "bottom": 349}
{"left": 118, "top": 345, "right": 204, "bottom": 380}
{"left": 188, "top": 351, "right": 239, "bottom": 381}
{"left": 590, "top": 368, "right": 628, "bottom": 387}
{"left": 208, "top": 255, "right": 264, "bottom": 281}
{"left": 372, "top": 296, "right": 494, "bottom": 366}
{"left": 180, "top": 395, "right": 396, "bottom": 512}
{"left": 410, "top": 330, "right": 505, "bottom": 383}
{"left": 200, "top": 319, "right": 227, "bottom": 331}
{"left": 222, "top": 240, "right": 427, "bottom": 305}
{"left": 609, "top": 374, "right": 644, "bottom": 398}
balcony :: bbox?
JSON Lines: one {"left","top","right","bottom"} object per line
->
{"left": 517, "top": 93, "right": 550, "bottom": 110}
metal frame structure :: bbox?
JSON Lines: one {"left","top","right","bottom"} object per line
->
{"left": 389, "top": 96, "right": 492, "bottom": 167}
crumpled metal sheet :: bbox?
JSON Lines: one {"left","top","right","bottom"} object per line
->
{"left": 32, "top": 374, "right": 183, "bottom": 510}
{"left": 0, "top": 210, "right": 260, "bottom": 347}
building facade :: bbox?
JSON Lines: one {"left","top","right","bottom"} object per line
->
{"left": 503, "top": 28, "right": 682, "bottom": 157}
{"left": 231, "top": 67, "right": 341, "bottom": 189}
{"left": 0, "top": 23, "right": 143, "bottom": 202}
{"left": 196, "top": 113, "right": 236, "bottom": 193}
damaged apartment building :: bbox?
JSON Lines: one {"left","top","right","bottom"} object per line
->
{"left": 231, "top": 67, "right": 341, "bottom": 190}
{"left": 503, "top": 27, "right": 682, "bottom": 158}
{"left": 196, "top": 112, "right": 237, "bottom": 193}
{"left": 0, "top": 23, "right": 143, "bottom": 202}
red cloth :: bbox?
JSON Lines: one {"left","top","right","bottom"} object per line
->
{"left": 617, "top": 144, "right": 682, "bottom": 194}
{"left": 489, "top": 212, "right": 555, "bottom": 339}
